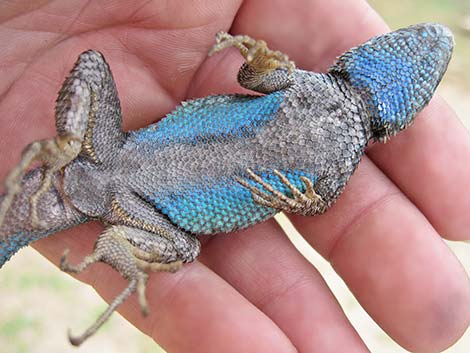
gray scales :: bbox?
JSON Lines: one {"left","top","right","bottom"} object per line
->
{"left": 0, "top": 23, "right": 453, "bottom": 345}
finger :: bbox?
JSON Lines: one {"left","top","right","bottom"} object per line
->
{"left": 186, "top": 1, "right": 376, "bottom": 350}
{"left": 0, "top": 0, "right": 242, "bottom": 178}
{"left": 33, "top": 227, "right": 297, "bottom": 353}
{"left": 200, "top": 0, "right": 470, "bottom": 351}
{"left": 232, "top": 0, "right": 470, "bottom": 241}
{"left": 291, "top": 158, "right": 470, "bottom": 352}
{"left": 231, "top": 0, "right": 386, "bottom": 71}
{"left": 189, "top": 0, "right": 379, "bottom": 94}
{"left": 367, "top": 97, "right": 470, "bottom": 240}
{"left": 200, "top": 220, "right": 370, "bottom": 353}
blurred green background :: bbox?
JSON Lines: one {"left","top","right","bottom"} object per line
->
{"left": 1, "top": 1, "right": 469, "bottom": 352}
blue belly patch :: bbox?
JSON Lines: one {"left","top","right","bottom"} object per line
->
{"left": 129, "top": 91, "right": 285, "bottom": 147}
{"left": 147, "top": 169, "right": 317, "bottom": 234}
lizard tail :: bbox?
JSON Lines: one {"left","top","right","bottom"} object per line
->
{"left": 329, "top": 23, "right": 454, "bottom": 141}
{"left": 0, "top": 169, "right": 87, "bottom": 268}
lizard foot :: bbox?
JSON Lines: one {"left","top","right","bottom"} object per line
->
{"left": 0, "top": 134, "right": 81, "bottom": 232}
{"left": 236, "top": 169, "right": 327, "bottom": 216}
{"left": 209, "top": 31, "right": 295, "bottom": 73}
{"left": 61, "top": 225, "right": 182, "bottom": 346}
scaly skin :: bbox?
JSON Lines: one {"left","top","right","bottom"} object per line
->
{"left": 0, "top": 23, "right": 456, "bottom": 346}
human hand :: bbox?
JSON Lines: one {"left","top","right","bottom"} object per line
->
{"left": 0, "top": 1, "right": 469, "bottom": 352}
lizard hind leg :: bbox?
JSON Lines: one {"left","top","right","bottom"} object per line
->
{"left": 1, "top": 50, "right": 125, "bottom": 231}
{"left": 60, "top": 225, "right": 184, "bottom": 346}
{"left": 0, "top": 133, "right": 81, "bottom": 231}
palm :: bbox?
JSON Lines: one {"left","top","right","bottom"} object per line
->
{"left": 1, "top": 1, "right": 469, "bottom": 353}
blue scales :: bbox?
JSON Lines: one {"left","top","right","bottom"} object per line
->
{"left": 128, "top": 91, "right": 317, "bottom": 234}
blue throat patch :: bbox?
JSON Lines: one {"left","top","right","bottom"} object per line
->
{"left": 330, "top": 24, "right": 453, "bottom": 132}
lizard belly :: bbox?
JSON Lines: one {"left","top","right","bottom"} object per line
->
{"left": 125, "top": 71, "right": 369, "bottom": 235}
{"left": 126, "top": 90, "right": 301, "bottom": 234}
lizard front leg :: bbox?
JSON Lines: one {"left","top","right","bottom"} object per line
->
{"left": 209, "top": 31, "right": 295, "bottom": 93}
{"left": 237, "top": 169, "right": 328, "bottom": 216}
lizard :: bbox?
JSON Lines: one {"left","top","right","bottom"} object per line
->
{"left": 0, "top": 23, "right": 453, "bottom": 346}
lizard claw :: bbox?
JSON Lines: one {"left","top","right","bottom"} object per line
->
{"left": 237, "top": 169, "right": 327, "bottom": 216}
{"left": 59, "top": 249, "right": 71, "bottom": 272}
{"left": 208, "top": 31, "right": 295, "bottom": 73}
{"left": 0, "top": 134, "right": 81, "bottom": 233}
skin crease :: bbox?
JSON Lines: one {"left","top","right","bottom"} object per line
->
{"left": 0, "top": 0, "right": 469, "bottom": 352}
